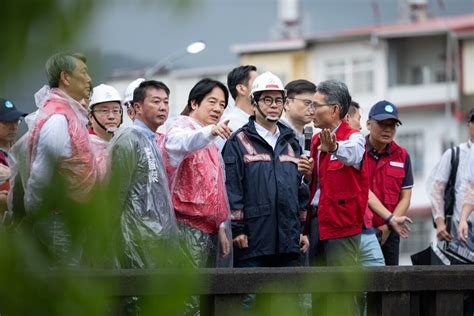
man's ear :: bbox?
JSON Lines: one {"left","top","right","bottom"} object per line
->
{"left": 59, "top": 70, "right": 70, "bottom": 87}
{"left": 366, "top": 120, "right": 372, "bottom": 131}
{"left": 190, "top": 100, "right": 199, "bottom": 111}
{"left": 284, "top": 98, "right": 291, "bottom": 111}
{"left": 133, "top": 102, "right": 142, "bottom": 114}
{"left": 236, "top": 83, "right": 246, "bottom": 97}
{"left": 344, "top": 113, "right": 350, "bottom": 124}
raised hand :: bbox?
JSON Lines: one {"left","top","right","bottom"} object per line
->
{"left": 211, "top": 119, "right": 233, "bottom": 139}
{"left": 317, "top": 129, "right": 337, "bottom": 153}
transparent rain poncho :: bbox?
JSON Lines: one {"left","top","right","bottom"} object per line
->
{"left": 162, "top": 115, "right": 232, "bottom": 268}
{"left": 89, "top": 133, "right": 109, "bottom": 183}
{"left": 426, "top": 145, "right": 474, "bottom": 262}
{"left": 7, "top": 86, "right": 97, "bottom": 266}
{"left": 108, "top": 124, "right": 179, "bottom": 269}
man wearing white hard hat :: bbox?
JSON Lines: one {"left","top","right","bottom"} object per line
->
{"left": 88, "top": 84, "right": 123, "bottom": 180}
{"left": 223, "top": 72, "right": 309, "bottom": 272}
{"left": 122, "top": 78, "right": 145, "bottom": 123}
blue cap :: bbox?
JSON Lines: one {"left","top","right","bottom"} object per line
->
{"left": 0, "top": 98, "right": 27, "bottom": 122}
{"left": 368, "top": 100, "right": 402, "bottom": 125}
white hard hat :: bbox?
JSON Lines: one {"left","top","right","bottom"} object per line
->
{"left": 250, "top": 72, "right": 285, "bottom": 97}
{"left": 123, "top": 78, "right": 145, "bottom": 106}
{"left": 89, "top": 84, "right": 121, "bottom": 110}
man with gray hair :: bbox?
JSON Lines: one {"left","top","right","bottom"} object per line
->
{"left": 299, "top": 80, "right": 368, "bottom": 266}
{"left": 15, "top": 52, "right": 96, "bottom": 266}
{"left": 298, "top": 79, "right": 368, "bottom": 314}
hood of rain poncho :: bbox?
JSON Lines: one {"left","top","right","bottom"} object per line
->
{"left": 107, "top": 124, "right": 179, "bottom": 268}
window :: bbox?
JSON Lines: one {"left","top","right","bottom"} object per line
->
{"left": 323, "top": 57, "right": 374, "bottom": 94}
{"left": 352, "top": 57, "right": 374, "bottom": 94}
{"left": 325, "top": 60, "right": 345, "bottom": 83}
{"left": 396, "top": 131, "right": 425, "bottom": 177}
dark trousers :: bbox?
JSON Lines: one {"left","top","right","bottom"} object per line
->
{"left": 316, "top": 235, "right": 361, "bottom": 316}
{"left": 235, "top": 253, "right": 298, "bottom": 268}
{"left": 380, "top": 231, "right": 400, "bottom": 266}
{"left": 307, "top": 215, "right": 325, "bottom": 266}
{"left": 235, "top": 254, "right": 299, "bottom": 311}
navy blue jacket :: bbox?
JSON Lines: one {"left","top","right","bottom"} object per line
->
{"left": 222, "top": 117, "right": 309, "bottom": 261}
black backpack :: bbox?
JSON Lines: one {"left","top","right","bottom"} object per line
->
{"left": 443, "top": 146, "right": 460, "bottom": 233}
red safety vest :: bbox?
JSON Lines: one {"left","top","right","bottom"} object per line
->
{"left": 310, "top": 121, "right": 369, "bottom": 240}
{"left": 0, "top": 150, "right": 10, "bottom": 191}
{"left": 366, "top": 141, "right": 408, "bottom": 228}
{"left": 29, "top": 93, "right": 97, "bottom": 203}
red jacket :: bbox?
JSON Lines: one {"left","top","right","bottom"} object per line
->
{"left": 310, "top": 121, "right": 369, "bottom": 240}
{"left": 366, "top": 141, "right": 408, "bottom": 228}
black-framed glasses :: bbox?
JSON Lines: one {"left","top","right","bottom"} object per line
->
{"left": 288, "top": 97, "right": 315, "bottom": 109}
{"left": 259, "top": 96, "right": 285, "bottom": 106}
{"left": 92, "top": 109, "right": 122, "bottom": 116}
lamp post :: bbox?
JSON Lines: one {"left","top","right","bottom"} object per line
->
{"left": 144, "top": 41, "right": 206, "bottom": 77}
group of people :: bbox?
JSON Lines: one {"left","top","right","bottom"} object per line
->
{"left": 0, "top": 51, "right": 473, "bottom": 312}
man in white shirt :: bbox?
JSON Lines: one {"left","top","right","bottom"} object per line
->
{"left": 431, "top": 108, "right": 474, "bottom": 243}
{"left": 280, "top": 79, "right": 317, "bottom": 149}
{"left": 215, "top": 65, "right": 257, "bottom": 151}
{"left": 24, "top": 52, "right": 96, "bottom": 266}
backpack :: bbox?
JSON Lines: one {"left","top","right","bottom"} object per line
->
{"left": 443, "top": 146, "right": 460, "bottom": 233}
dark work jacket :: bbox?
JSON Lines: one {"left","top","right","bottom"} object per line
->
{"left": 222, "top": 117, "right": 308, "bottom": 261}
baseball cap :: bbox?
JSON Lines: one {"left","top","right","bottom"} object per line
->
{"left": 0, "top": 98, "right": 27, "bottom": 122}
{"left": 368, "top": 100, "right": 402, "bottom": 125}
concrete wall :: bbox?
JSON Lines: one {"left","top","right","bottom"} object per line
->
{"left": 240, "top": 50, "right": 308, "bottom": 83}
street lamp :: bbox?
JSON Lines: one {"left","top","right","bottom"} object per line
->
{"left": 144, "top": 41, "right": 206, "bottom": 77}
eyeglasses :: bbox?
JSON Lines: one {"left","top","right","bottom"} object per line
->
{"left": 288, "top": 97, "right": 315, "bottom": 109}
{"left": 258, "top": 96, "right": 285, "bottom": 106}
{"left": 375, "top": 120, "right": 400, "bottom": 129}
{"left": 92, "top": 109, "right": 122, "bottom": 116}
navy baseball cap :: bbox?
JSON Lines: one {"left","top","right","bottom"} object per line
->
{"left": 368, "top": 100, "right": 402, "bottom": 125}
{"left": 0, "top": 98, "right": 27, "bottom": 122}
{"left": 468, "top": 108, "right": 474, "bottom": 122}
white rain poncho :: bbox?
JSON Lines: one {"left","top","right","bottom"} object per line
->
{"left": 426, "top": 142, "right": 474, "bottom": 262}
{"left": 8, "top": 86, "right": 97, "bottom": 266}
{"left": 108, "top": 120, "right": 179, "bottom": 268}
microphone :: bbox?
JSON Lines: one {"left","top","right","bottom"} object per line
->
{"left": 304, "top": 126, "right": 313, "bottom": 157}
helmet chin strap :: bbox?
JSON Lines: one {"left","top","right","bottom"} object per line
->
{"left": 255, "top": 103, "right": 281, "bottom": 123}
{"left": 91, "top": 112, "right": 121, "bottom": 135}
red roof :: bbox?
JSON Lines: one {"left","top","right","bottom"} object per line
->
{"left": 307, "top": 14, "right": 474, "bottom": 40}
